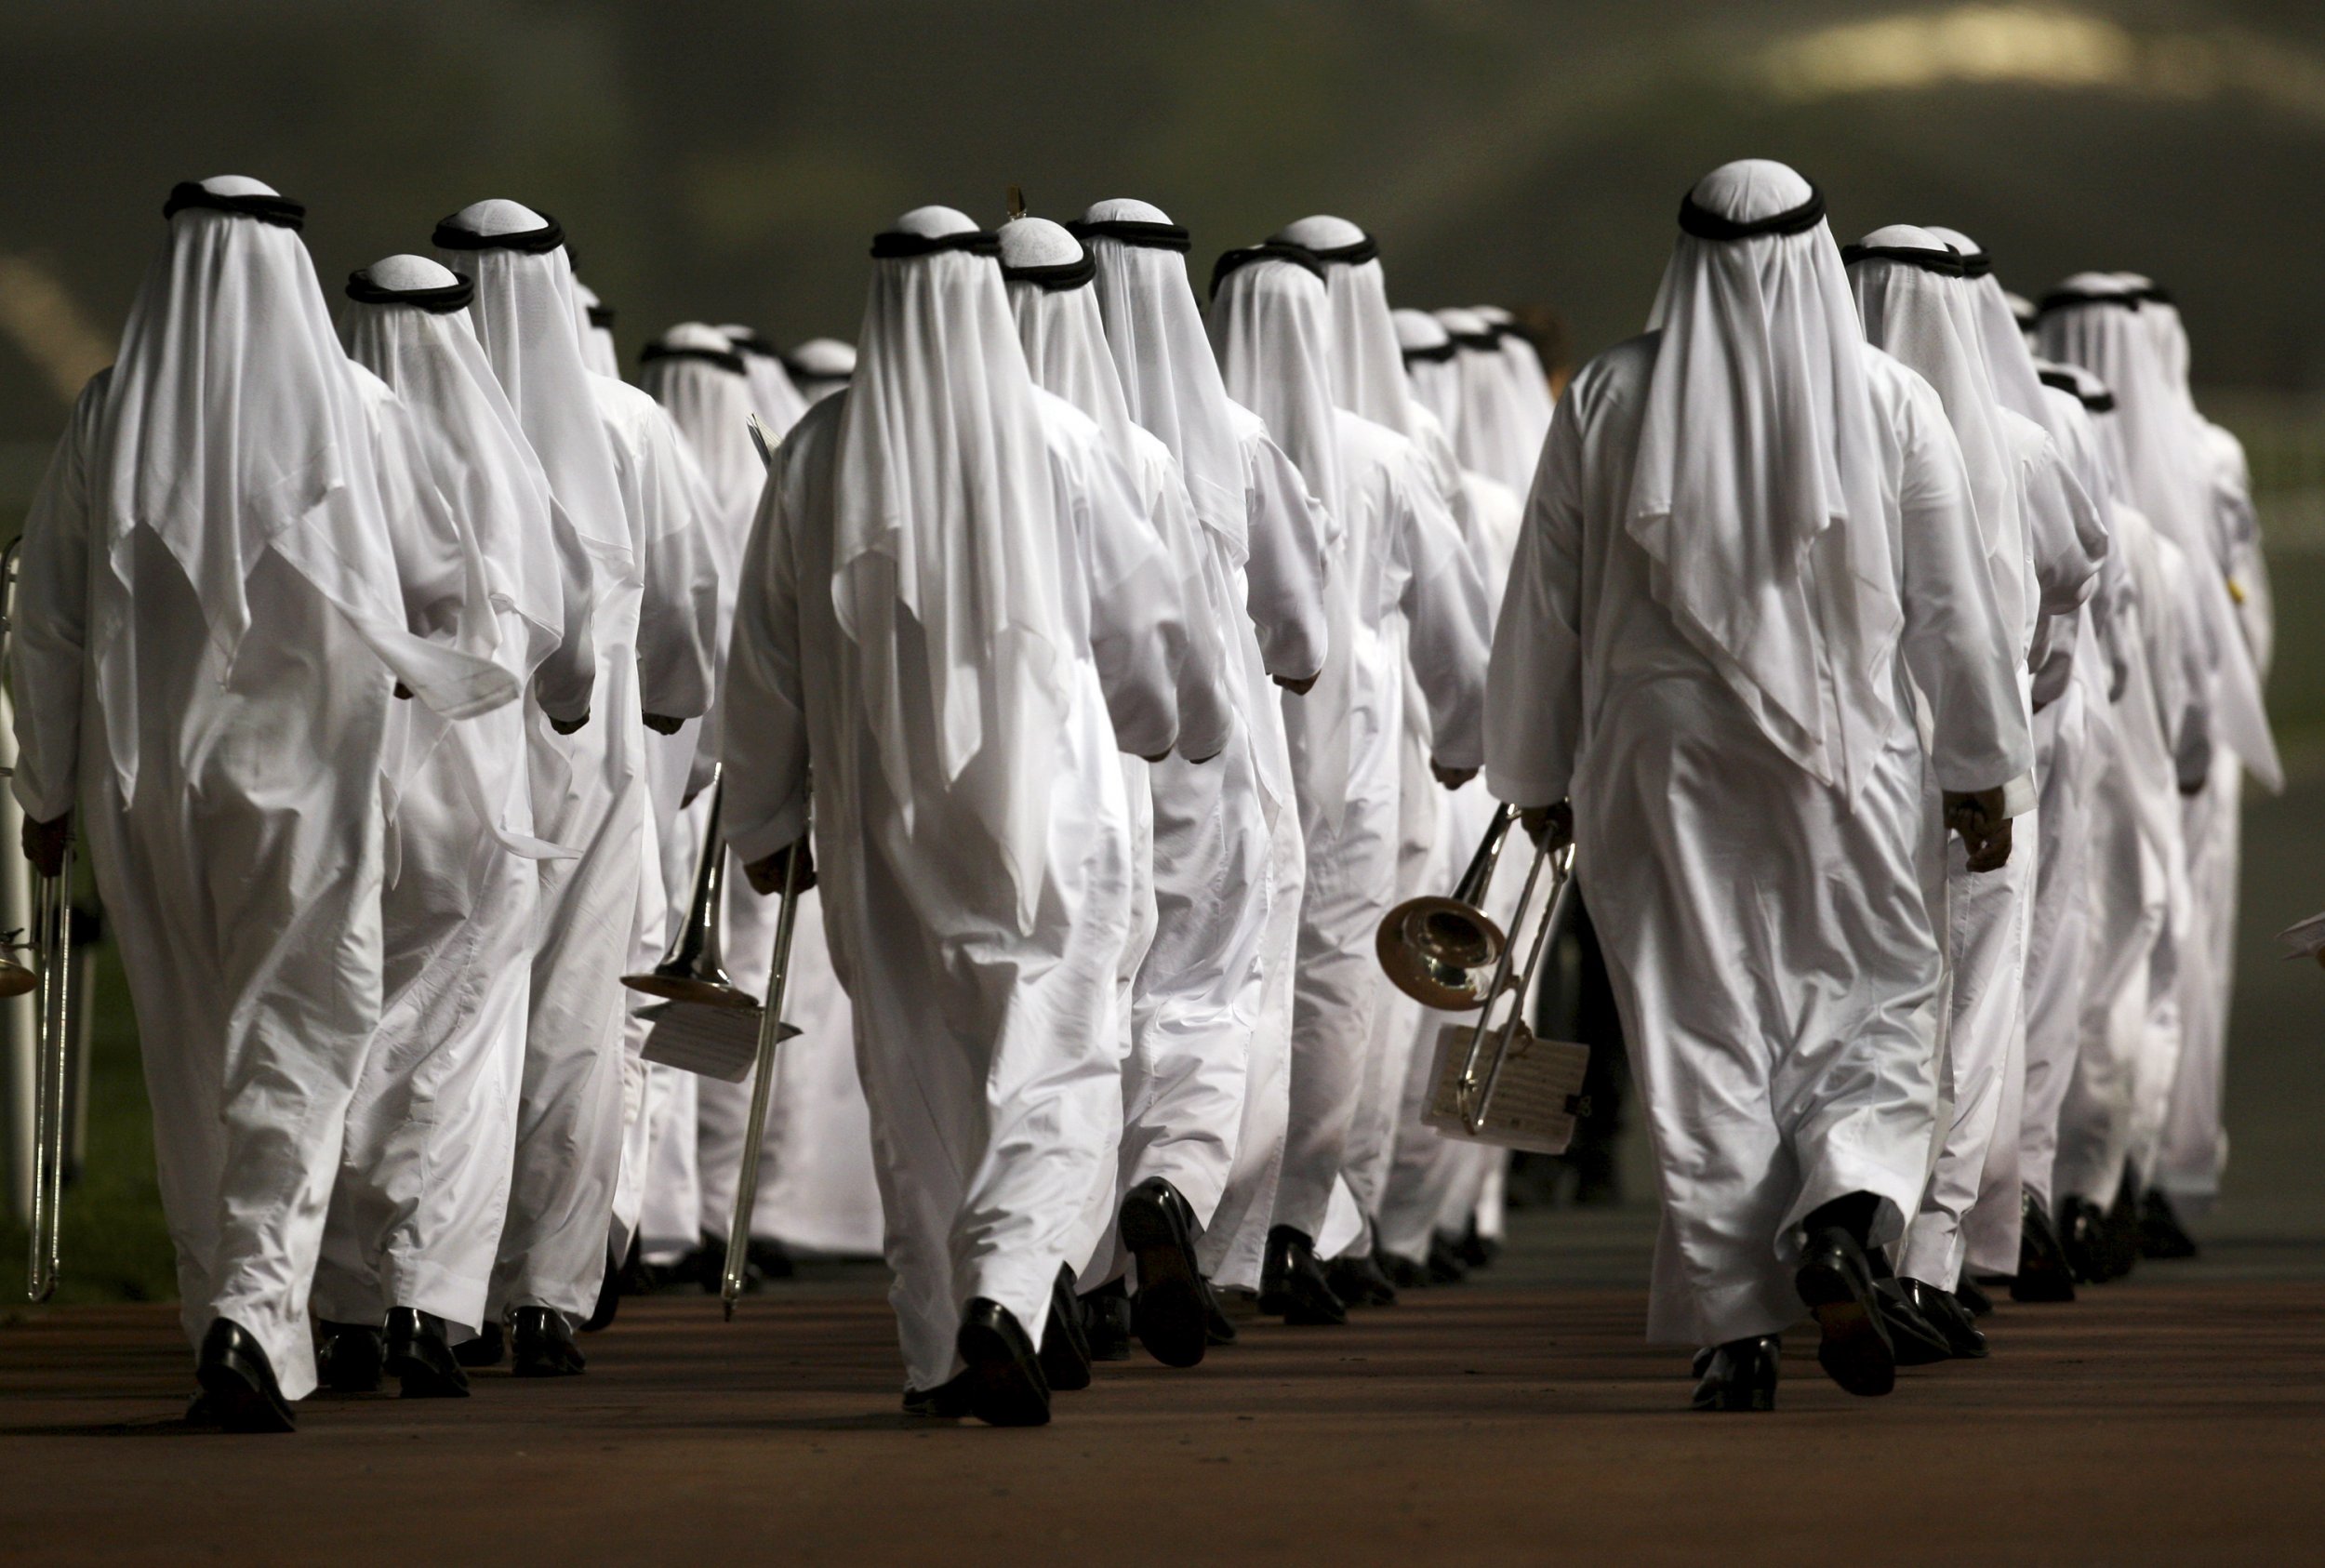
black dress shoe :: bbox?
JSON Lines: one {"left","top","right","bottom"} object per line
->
{"left": 583, "top": 1242, "right": 627, "bottom": 1333}
{"left": 195, "top": 1319, "right": 297, "bottom": 1433}
{"left": 1690, "top": 1335, "right": 1780, "bottom": 1412}
{"left": 1080, "top": 1279, "right": 1133, "bottom": 1362}
{"left": 902, "top": 1373, "right": 975, "bottom": 1419}
{"left": 1902, "top": 1279, "right": 1988, "bottom": 1359}
{"left": 1120, "top": 1177, "right": 1208, "bottom": 1367}
{"left": 385, "top": 1308, "right": 471, "bottom": 1399}
{"left": 2058, "top": 1195, "right": 2110, "bottom": 1283}
{"left": 184, "top": 1389, "right": 221, "bottom": 1427}
{"left": 2138, "top": 1189, "right": 2199, "bottom": 1259}
{"left": 1259, "top": 1226, "right": 1347, "bottom": 1325}
{"left": 1202, "top": 1279, "right": 1239, "bottom": 1347}
{"left": 1874, "top": 1279, "right": 1956, "bottom": 1366}
{"left": 315, "top": 1318, "right": 385, "bottom": 1393}
{"left": 2102, "top": 1174, "right": 2143, "bottom": 1280}
{"left": 1455, "top": 1218, "right": 1500, "bottom": 1271}
{"left": 1040, "top": 1264, "right": 1094, "bottom": 1391}
{"left": 748, "top": 1237, "right": 798, "bottom": 1282}
{"left": 2013, "top": 1193, "right": 2078, "bottom": 1303}
{"left": 1955, "top": 1277, "right": 1995, "bottom": 1319}
{"left": 510, "top": 1306, "right": 586, "bottom": 1377}
{"left": 1425, "top": 1232, "right": 1469, "bottom": 1284}
{"left": 1793, "top": 1227, "right": 1895, "bottom": 1397}
{"left": 454, "top": 1320, "right": 506, "bottom": 1369}
{"left": 1323, "top": 1251, "right": 1399, "bottom": 1309}
{"left": 1378, "top": 1251, "right": 1428, "bottom": 1291}
{"left": 955, "top": 1299, "right": 1051, "bottom": 1427}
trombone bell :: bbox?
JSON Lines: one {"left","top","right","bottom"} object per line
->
{"left": 1375, "top": 895, "right": 1508, "bottom": 1012}
{"left": 0, "top": 951, "right": 34, "bottom": 999}
{"left": 621, "top": 773, "right": 758, "bottom": 1011}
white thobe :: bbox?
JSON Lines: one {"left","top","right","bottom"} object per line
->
{"left": 1486, "top": 336, "right": 2030, "bottom": 1347}
{"left": 724, "top": 392, "right": 1175, "bottom": 1391}
{"left": 493, "top": 373, "right": 716, "bottom": 1320}
{"left": 1272, "top": 409, "right": 1487, "bottom": 1242}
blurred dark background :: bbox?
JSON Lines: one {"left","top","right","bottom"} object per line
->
{"left": 4, "top": 0, "right": 2323, "bottom": 1292}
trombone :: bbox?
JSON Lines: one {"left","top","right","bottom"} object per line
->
{"left": 623, "top": 769, "right": 754, "bottom": 1013}
{"left": 1377, "top": 804, "right": 1520, "bottom": 1012}
{"left": 1448, "top": 829, "right": 1575, "bottom": 1136}
{"left": 721, "top": 802, "right": 809, "bottom": 1321}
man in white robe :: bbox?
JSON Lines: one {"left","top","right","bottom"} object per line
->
{"left": 432, "top": 200, "right": 717, "bottom": 1375}
{"left": 784, "top": 338, "right": 856, "bottom": 405}
{"left": 574, "top": 281, "right": 620, "bottom": 379}
{"left": 1077, "top": 200, "right": 1332, "bottom": 1323}
{"left": 722, "top": 325, "right": 812, "bottom": 439}
{"left": 1210, "top": 240, "right": 1487, "bottom": 1323}
{"left": 312, "top": 257, "right": 592, "bottom": 1395}
{"left": 12, "top": 179, "right": 522, "bottom": 1428}
{"left": 1488, "top": 162, "right": 2030, "bottom": 1411}
{"left": 722, "top": 207, "right": 1175, "bottom": 1425}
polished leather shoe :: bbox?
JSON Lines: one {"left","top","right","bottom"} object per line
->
{"left": 1121, "top": 1177, "right": 1208, "bottom": 1367}
{"left": 1690, "top": 1335, "right": 1780, "bottom": 1412}
{"left": 1378, "top": 1251, "right": 1428, "bottom": 1291}
{"left": 956, "top": 1299, "right": 1051, "bottom": 1427}
{"left": 385, "top": 1308, "right": 471, "bottom": 1399}
{"left": 583, "top": 1242, "right": 632, "bottom": 1332}
{"left": 1323, "top": 1251, "right": 1399, "bottom": 1309}
{"left": 1080, "top": 1279, "right": 1133, "bottom": 1362}
{"left": 510, "top": 1306, "right": 586, "bottom": 1377}
{"left": 1425, "top": 1232, "right": 1469, "bottom": 1285}
{"left": 453, "top": 1320, "right": 506, "bottom": 1369}
{"left": 1794, "top": 1226, "right": 1895, "bottom": 1397}
{"left": 1956, "top": 1277, "right": 1996, "bottom": 1319}
{"left": 315, "top": 1318, "right": 385, "bottom": 1393}
{"left": 2138, "top": 1189, "right": 2199, "bottom": 1259}
{"left": 1202, "top": 1280, "right": 1239, "bottom": 1347}
{"left": 1903, "top": 1279, "right": 1988, "bottom": 1359}
{"left": 1259, "top": 1226, "right": 1347, "bottom": 1325}
{"left": 1041, "top": 1264, "right": 1093, "bottom": 1391}
{"left": 2013, "top": 1193, "right": 2079, "bottom": 1303}
{"left": 902, "top": 1372, "right": 975, "bottom": 1419}
{"left": 183, "top": 1389, "right": 221, "bottom": 1427}
{"left": 1455, "top": 1218, "right": 1501, "bottom": 1271}
{"left": 2102, "top": 1175, "right": 2144, "bottom": 1280}
{"left": 196, "top": 1319, "right": 297, "bottom": 1433}
{"left": 1875, "top": 1279, "right": 1955, "bottom": 1366}
{"left": 2058, "top": 1194, "right": 2111, "bottom": 1283}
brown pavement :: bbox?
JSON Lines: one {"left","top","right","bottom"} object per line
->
{"left": 3, "top": 1216, "right": 2321, "bottom": 1565}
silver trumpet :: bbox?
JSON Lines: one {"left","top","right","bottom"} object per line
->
{"left": 721, "top": 802, "right": 810, "bottom": 1321}
{"left": 1376, "top": 803, "right": 1518, "bottom": 1012}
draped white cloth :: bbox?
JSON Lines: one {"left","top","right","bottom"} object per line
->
{"left": 10, "top": 179, "right": 517, "bottom": 1397}
{"left": 1276, "top": 215, "right": 1413, "bottom": 437}
{"left": 573, "top": 281, "right": 620, "bottom": 379}
{"left": 786, "top": 338, "right": 856, "bottom": 405}
{"left": 1472, "top": 304, "right": 1557, "bottom": 447}
{"left": 1484, "top": 161, "right": 2029, "bottom": 1344}
{"left": 722, "top": 324, "right": 812, "bottom": 438}
{"left": 1438, "top": 307, "right": 1542, "bottom": 498}
{"left": 1393, "top": 309, "right": 1463, "bottom": 435}
{"left": 1632, "top": 165, "right": 1901, "bottom": 803}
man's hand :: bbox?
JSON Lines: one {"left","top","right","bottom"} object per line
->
{"left": 642, "top": 712, "right": 685, "bottom": 737}
{"left": 1272, "top": 671, "right": 1320, "bottom": 696}
{"left": 1518, "top": 800, "right": 1574, "bottom": 855}
{"left": 1943, "top": 787, "right": 2013, "bottom": 873}
{"left": 22, "top": 813, "right": 71, "bottom": 880}
{"left": 742, "top": 834, "right": 817, "bottom": 897}
{"left": 1431, "top": 761, "right": 1477, "bottom": 791}
{"left": 549, "top": 709, "right": 590, "bottom": 737}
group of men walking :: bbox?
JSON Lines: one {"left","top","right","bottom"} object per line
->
{"left": 9, "top": 157, "right": 2266, "bottom": 1428}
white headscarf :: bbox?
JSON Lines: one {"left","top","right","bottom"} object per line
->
{"left": 642, "top": 321, "right": 763, "bottom": 552}
{"left": 436, "top": 199, "right": 632, "bottom": 578}
{"left": 1076, "top": 198, "right": 1246, "bottom": 561}
{"left": 837, "top": 206, "right": 1069, "bottom": 931}
{"left": 1849, "top": 223, "right": 2027, "bottom": 638}
{"left": 1275, "top": 215, "right": 1413, "bottom": 437}
{"left": 997, "top": 219, "right": 1141, "bottom": 465}
{"left": 721, "top": 324, "right": 811, "bottom": 438}
{"left": 1924, "top": 225, "right": 2056, "bottom": 439}
{"left": 572, "top": 280, "right": 620, "bottom": 379}
{"left": 1208, "top": 242, "right": 1345, "bottom": 527}
{"left": 342, "top": 254, "right": 565, "bottom": 665}
{"left": 89, "top": 178, "right": 517, "bottom": 801}
{"left": 785, "top": 337, "right": 855, "bottom": 404}
{"left": 1438, "top": 306, "right": 1539, "bottom": 496}
{"left": 1473, "top": 304, "right": 1557, "bottom": 450}
{"left": 1633, "top": 159, "right": 1899, "bottom": 797}
{"left": 1394, "top": 308, "right": 1463, "bottom": 434}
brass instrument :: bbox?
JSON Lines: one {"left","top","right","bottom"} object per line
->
{"left": 1376, "top": 803, "right": 1518, "bottom": 1011}
{"left": 623, "top": 771, "right": 754, "bottom": 1013}
{"left": 721, "top": 804, "right": 809, "bottom": 1321}
{"left": 1421, "top": 824, "right": 1589, "bottom": 1155}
